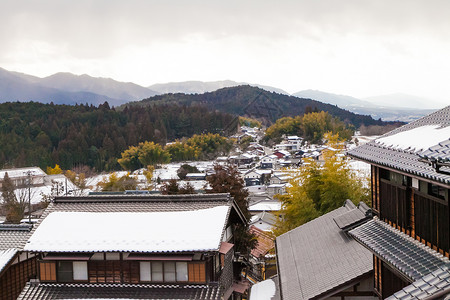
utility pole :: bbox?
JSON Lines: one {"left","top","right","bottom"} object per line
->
{"left": 24, "top": 170, "right": 34, "bottom": 224}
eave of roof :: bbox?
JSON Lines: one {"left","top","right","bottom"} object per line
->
{"left": 0, "top": 248, "right": 18, "bottom": 277}
{"left": 17, "top": 282, "right": 223, "bottom": 300}
{"left": 349, "top": 218, "right": 448, "bottom": 282}
{"left": 347, "top": 105, "right": 450, "bottom": 185}
{"left": 386, "top": 262, "right": 450, "bottom": 300}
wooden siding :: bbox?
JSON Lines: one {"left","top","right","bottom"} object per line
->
{"left": 374, "top": 166, "right": 450, "bottom": 259}
{"left": 379, "top": 179, "right": 410, "bottom": 232}
{"left": 374, "top": 255, "right": 382, "bottom": 297}
{"left": 380, "top": 261, "right": 409, "bottom": 299}
{"left": 39, "top": 261, "right": 56, "bottom": 282}
{"left": 88, "top": 261, "right": 138, "bottom": 284}
{"left": 414, "top": 192, "right": 450, "bottom": 255}
{"left": 0, "top": 257, "right": 37, "bottom": 300}
{"left": 188, "top": 262, "right": 206, "bottom": 283}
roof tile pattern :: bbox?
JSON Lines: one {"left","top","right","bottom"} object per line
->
{"left": 349, "top": 218, "right": 448, "bottom": 281}
{"left": 348, "top": 105, "right": 450, "bottom": 184}
{"left": 276, "top": 203, "right": 372, "bottom": 300}
{"left": 17, "top": 282, "right": 222, "bottom": 300}
{"left": 0, "top": 224, "right": 33, "bottom": 250}
{"left": 249, "top": 226, "right": 275, "bottom": 258}
{"left": 420, "top": 138, "right": 450, "bottom": 162}
{"left": 387, "top": 263, "right": 450, "bottom": 300}
{"left": 333, "top": 200, "right": 371, "bottom": 231}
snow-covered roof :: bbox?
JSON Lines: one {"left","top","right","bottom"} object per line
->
{"left": 249, "top": 202, "right": 282, "bottom": 212}
{"left": 185, "top": 173, "right": 206, "bottom": 177}
{"left": 0, "top": 248, "right": 18, "bottom": 274}
{"left": 275, "top": 150, "right": 290, "bottom": 156}
{"left": 0, "top": 167, "right": 46, "bottom": 180}
{"left": 250, "top": 277, "right": 278, "bottom": 300}
{"left": 257, "top": 169, "right": 272, "bottom": 175}
{"left": 267, "top": 184, "right": 286, "bottom": 188}
{"left": 25, "top": 206, "right": 230, "bottom": 253}
{"left": 375, "top": 125, "right": 450, "bottom": 153}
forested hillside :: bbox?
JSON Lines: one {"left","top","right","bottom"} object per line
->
{"left": 125, "top": 85, "right": 398, "bottom": 128}
{"left": 0, "top": 102, "right": 234, "bottom": 171}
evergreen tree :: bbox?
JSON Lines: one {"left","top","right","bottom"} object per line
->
{"left": 1, "top": 172, "right": 16, "bottom": 204}
{"left": 1, "top": 172, "right": 25, "bottom": 223}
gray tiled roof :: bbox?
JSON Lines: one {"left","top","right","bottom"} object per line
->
{"left": 420, "top": 139, "right": 450, "bottom": 162}
{"left": 387, "top": 263, "right": 450, "bottom": 300}
{"left": 0, "top": 224, "right": 33, "bottom": 250}
{"left": 333, "top": 200, "right": 371, "bottom": 231}
{"left": 349, "top": 218, "right": 448, "bottom": 282}
{"left": 275, "top": 202, "right": 373, "bottom": 300}
{"left": 347, "top": 105, "right": 450, "bottom": 184}
{"left": 17, "top": 282, "right": 223, "bottom": 299}
{"left": 49, "top": 194, "right": 230, "bottom": 211}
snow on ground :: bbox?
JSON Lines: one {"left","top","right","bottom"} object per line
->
{"left": 14, "top": 175, "right": 80, "bottom": 204}
{"left": 25, "top": 206, "right": 230, "bottom": 253}
{"left": 87, "top": 171, "right": 129, "bottom": 188}
{"left": 153, "top": 161, "right": 215, "bottom": 182}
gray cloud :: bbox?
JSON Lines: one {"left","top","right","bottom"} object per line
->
{"left": 1, "top": 0, "right": 450, "bottom": 104}
{"left": 2, "top": 0, "right": 450, "bottom": 58}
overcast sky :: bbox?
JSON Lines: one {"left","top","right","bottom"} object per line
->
{"left": 1, "top": 0, "right": 449, "bottom": 106}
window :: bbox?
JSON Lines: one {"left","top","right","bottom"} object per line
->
{"left": 40, "top": 261, "right": 88, "bottom": 283}
{"left": 57, "top": 261, "right": 73, "bottom": 282}
{"left": 380, "top": 168, "right": 390, "bottom": 180}
{"left": 429, "top": 183, "right": 446, "bottom": 200}
{"left": 139, "top": 261, "right": 190, "bottom": 283}
{"left": 140, "top": 262, "right": 151, "bottom": 281}
{"left": 73, "top": 261, "right": 88, "bottom": 281}
{"left": 151, "top": 262, "right": 163, "bottom": 281}
{"left": 176, "top": 262, "right": 188, "bottom": 281}
{"left": 164, "top": 262, "right": 176, "bottom": 282}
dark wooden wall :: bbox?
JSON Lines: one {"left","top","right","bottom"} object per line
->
{"left": 0, "top": 256, "right": 37, "bottom": 300}
{"left": 373, "top": 166, "right": 450, "bottom": 256}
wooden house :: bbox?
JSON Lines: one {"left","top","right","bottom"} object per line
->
{"left": 17, "top": 193, "right": 247, "bottom": 299}
{"left": 0, "top": 224, "right": 37, "bottom": 300}
{"left": 347, "top": 105, "right": 450, "bottom": 299}
{"left": 259, "top": 200, "right": 376, "bottom": 300}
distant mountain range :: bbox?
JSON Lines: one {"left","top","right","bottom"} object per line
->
{"left": 148, "top": 80, "right": 289, "bottom": 95}
{"left": 125, "top": 85, "right": 401, "bottom": 129}
{"left": 0, "top": 68, "right": 158, "bottom": 106}
{"left": 0, "top": 67, "right": 441, "bottom": 121}
{"left": 293, "top": 90, "right": 439, "bottom": 122}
